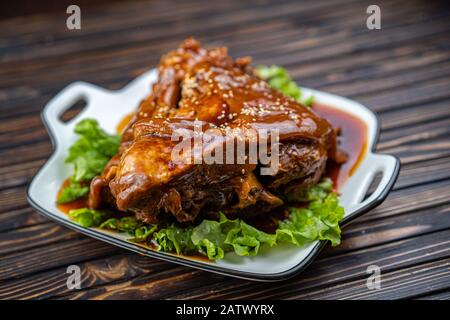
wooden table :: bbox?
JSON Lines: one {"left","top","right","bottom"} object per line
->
{"left": 0, "top": 0, "right": 449, "bottom": 300}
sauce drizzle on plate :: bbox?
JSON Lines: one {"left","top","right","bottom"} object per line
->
{"left": 313, "top": 103, "right": 368, "bottom": 189}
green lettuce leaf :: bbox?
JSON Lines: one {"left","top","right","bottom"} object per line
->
{"left": 58, "top": 119, "right": 120, "bottom": 204}
{"left": 256, "top": 65, "right": 314, "bottom": 106}
{"left": 134, "top": 225, "right": 158, "bottom": 242}
{"left": 153, "top": 179, "right": 344, "bottom": 260}
{"left": 57, "top": 179, "right": 89, "bottom": 204}
{"left": 100, "top": 216, "right": 157, "bottom": 241}
{"left": 153, "top": 214, "right": 277, "bottom": 260}
{"left": 224, "top": 219, "right": 277, "bottom": 256}
{"left": 154, "top": 225, "right": 196, "bottom": 255}
{"left": 191, "top": 218, "right": 229, "bottom": 259}
{"left": 68, "top": 208, "right": 104, "bottom": 227}
{"left": 100, "top": 216, "right": 143, "bottom": 234}
{"left": 278, "top": 179, "right": 344, "bottom": 246}
{"left": 66, "top": 119, "right": 120, "bottom": 182}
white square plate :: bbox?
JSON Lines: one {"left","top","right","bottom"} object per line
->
{"left": 27, "top": 69, "right": 400, "bottom": 281}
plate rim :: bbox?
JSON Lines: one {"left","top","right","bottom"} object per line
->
{"left": 27, "top": 74, "right": 401, "bottom": 282}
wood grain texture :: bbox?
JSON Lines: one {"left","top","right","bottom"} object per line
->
{"left": 0, "top": 0, "right": 449, "bottom": 300}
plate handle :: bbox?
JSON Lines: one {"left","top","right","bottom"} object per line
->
{"left": 42, "top": 82, "right": 102, "bottom": 146}
{"left": 343, "top": 153, "right": 400, "bottom": 224}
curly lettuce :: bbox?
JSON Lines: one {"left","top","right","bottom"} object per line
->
{"left": 152, "top": 179, "right": 344, "bottom": 260}
{"left": 256, "top": 65, "right": 314, "bottom": 106}
{"left": 68, "top": 210, "right": 157, "bottom": 242}
{"left": 58, "top": 119, "right": 120, "bottom": 204}
{"left": 68, "top": 208, "right": 105, "bottom": 228}
{"left": 153, "top": 214, "right": 276, "bottom": 260}
{"left": 57, "top": 179, "right": 89, "bottom": 204}
{"left": 276, "top": 180, "right": 344, "bottom": 247}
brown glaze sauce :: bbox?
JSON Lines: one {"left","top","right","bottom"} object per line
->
{"left": 116, "top": 113, "right": 133, "bottom": 134}
{"left": 313, "top": 103, "right": 368, "bottom": 189}
{"left": 112, "top": 103, "right": 367, "bottom": 190}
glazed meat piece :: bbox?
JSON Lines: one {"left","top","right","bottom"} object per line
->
{"left": 89, "top": 38, "right": 338, "bottom": 223}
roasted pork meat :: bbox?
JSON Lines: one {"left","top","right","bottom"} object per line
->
{"left": 89, "top": 38, "right": 339, "bottom": 224}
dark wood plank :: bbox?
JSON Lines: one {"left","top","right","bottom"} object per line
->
{"left": 358, "top": 77, "right": 450, "bottom": 112}
{"left": 380, "top": 99, "right": 450, "bottom": 131}
{"left": 358, "top": 179, "right": 450, "bottom": 222}
{"left": 331, "top": 203, "right": 450, "bottom": 254}
{"left": 321, "top": 60, "right": 450, "bottom": 98}
{"left": 378, "top": 118, "right": 450, "bottom": 149}
{"left": 0, "top": 237, "right": 121, "bottom": 281}
{"left": 0, "top": 0, "right": 442, "bottom": 100}
{"left": 0, "top": 253, "right": 178, "bottom": 299}
{"left": 0, "top": 0, "right": 423, "bottom": 61}
{"left": 0, "top": 207, "right": 46, "bottom": 233}
{"left": 284, "top": 259, "right": 450, "bottom": 300}
{"left": 382, "top": 137, "right": 450, "bottom": 165}
{"left": 0, "top": 222, "right": 81, "bottom": 255}
{"left": 0, "top": 159, "right": 45, "bottom": 191}
{"left": 393, "top": 156, "right": 450, "bottom": 189}
{"left": 0, "top": 0, "right": 356, "bottom": 64}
